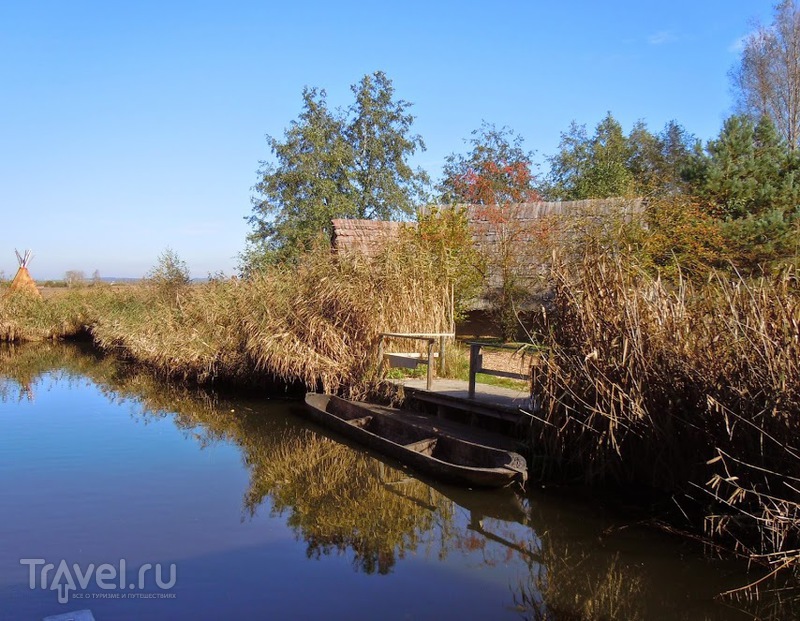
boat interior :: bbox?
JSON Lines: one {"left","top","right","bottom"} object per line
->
{"left": 341, "top": 411, "right": 502, "bottom": 468}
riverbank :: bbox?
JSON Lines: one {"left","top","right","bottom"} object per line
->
{"left": 531, "top": 251, "right": 800, "bottom": 595}
{"left": 3, "top": 243, "right": 800, "bottom": 595}
{"left": 0, "top": 243, "right": 453, "bottom": 393}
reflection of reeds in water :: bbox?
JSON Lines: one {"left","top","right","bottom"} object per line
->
{"left": 9, "top": 342, "right": 791, "bottom": 618}
{"left": 0, "top": 343, "right": 465, "bottom": 576}
{"left": 513, "top": 538, "right": 800, "bottom": 621}
{"left": 0, "top": 340, "right": 108, "bottom": 402}
{"left": 513, "top": 543, "right": 645, "bottom": 621}
{"left": 245, "top": 428, "right": 455, "bottom": 574}
{"left": 0, "top": 341, "right": 241, "bottom": 446}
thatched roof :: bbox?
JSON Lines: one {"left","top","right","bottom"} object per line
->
{"left": 462, "top": 198, "right": 643, "bottom": 248}
{"left": 333, "top": 198, "right": 644, "bottom": 309}
{"left": 330, "top": 199, "right": 644, "bottom": 311}
{"left": 8, "top": 267, "right": 40, "bottom": 297}
{"left": 332, "top": 199, "right": 643, "bottom": 257}
{"left": 331, "top": 219, "right": 407, "bottom": 258}
{"left": 464, "top": 198, "right": 644, "bottom": 290}
{"left": 6, "top": 250, "right": 41, "bottom": 298}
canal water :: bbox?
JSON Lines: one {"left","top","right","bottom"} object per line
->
{"left": 0, "top": 343, "right": 788, "bottom": 620}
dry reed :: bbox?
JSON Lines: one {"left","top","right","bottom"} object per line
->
{"left": 531, "top": 250, "right": 800, "bottom": 585}
{"left": 0, "top": 239, "right": 453, "bottom": 393}
{"left": 241, "top": 239, "right": 452, "bottom": 393}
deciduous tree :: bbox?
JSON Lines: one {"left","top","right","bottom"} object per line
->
{"left": 731, "top": 0, "right": 800, "bottom": 149}
{"left": 147, "top": 248, "right": 191, "bottom": 298}
{"left": 64, "top": 270, "right": 85, "bottom": 287}
{"left": 545, "top": 114, "right": 695, "bottom": 199}
{"left": 246, "top": 72, "right": 428, "bottom": 267}
{"left": 545, "top": 113, "right": 634, "bottom": 200}
{"left": 439, "top": 122, "right": 538, "bottom": 205}
{"left": 439, "top": 123, "right": 540, "bottom": 340}
{"left": 248, "top": 87, "right": 355, "bottom": 263}
{"left": 347, "top": 71, "right": 429, "bottom": 220}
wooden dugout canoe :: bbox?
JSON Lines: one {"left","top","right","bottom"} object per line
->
{"left": 303, "top": 393, "right": 528, "bottom": 488}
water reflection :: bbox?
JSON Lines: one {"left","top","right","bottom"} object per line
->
{"left": 1, "top": 342, "right": 796, "bottom": 620}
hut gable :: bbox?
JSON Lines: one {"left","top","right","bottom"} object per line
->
{"left": 331, "top": 219, "right": 408, "bottom": 258}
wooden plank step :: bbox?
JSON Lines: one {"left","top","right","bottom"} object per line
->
{"left": 401, "top": 386, "right": 527, "bottom": 425}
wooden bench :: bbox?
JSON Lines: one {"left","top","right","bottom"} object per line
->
{"left": 378, "top": 332, "right": 454, "bottom": 390}
{"left": 384, "top": 352, "right": 439, "bottom": 369}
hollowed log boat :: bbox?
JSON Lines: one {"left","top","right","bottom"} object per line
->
{"left": 303, "top": 393, "right": 527, "bottom": 488}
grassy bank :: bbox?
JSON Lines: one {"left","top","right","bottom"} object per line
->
{"left": 0, "top": 241, "right": 452, "bottom": 393}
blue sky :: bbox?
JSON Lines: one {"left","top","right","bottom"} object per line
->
{"left": 0, "top": 1, "right": 775, "bottom": 279}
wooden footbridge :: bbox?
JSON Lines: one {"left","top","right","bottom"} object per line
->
{"left": 379, "top": 333, "right": 537, "bottom": 438}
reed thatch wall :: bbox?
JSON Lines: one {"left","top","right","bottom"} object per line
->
{"left": 7, "top": 267, "right": 41, "bottom": 298}
{"left": 332, "top": 198, "right": 644, "bottom": 308}
{"left": 331, "top": 219, "right": 408, "bottom": 258}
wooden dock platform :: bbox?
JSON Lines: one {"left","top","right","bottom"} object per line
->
{"left": 386, "top": 377, "right": 533, "bottom": 437}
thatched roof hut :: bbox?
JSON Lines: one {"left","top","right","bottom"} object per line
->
{"left": 462, "top": 198, "right": 644, "bottom": 289}
{"left": 331, "top": 198, "right": 643, "bottom": 263}
{"left": 330, "top": 198, "right": 644, "bottom": 319}
{"left": 7, "top": 250, "right": 41, "bottom": 298}
{"left": 461, "top": 198, "right": 643, "bottom": 246}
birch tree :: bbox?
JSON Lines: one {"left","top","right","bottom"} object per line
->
{"left": 731, "top": 0, "right": 800, "bottom": 149}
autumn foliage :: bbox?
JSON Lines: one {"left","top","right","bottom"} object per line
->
{"left": 450, "top": 160, "right": 540, "bottom": 206}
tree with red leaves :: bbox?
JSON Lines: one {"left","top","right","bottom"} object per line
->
{"left": 438, "top": 124, "right": 541, "bottom": 340}
{"left": 439, "top": 122, "right": 539, "bottom": 205}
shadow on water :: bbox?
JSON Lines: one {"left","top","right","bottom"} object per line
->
{"left": 2, "top": 341, "right": 799, "bottom": 620}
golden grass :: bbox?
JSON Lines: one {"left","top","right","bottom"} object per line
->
{"left": 241, "top": 243, "right": 448, "bottom": 392}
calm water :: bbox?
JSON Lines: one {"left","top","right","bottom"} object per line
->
{"left": 0, "top": 343, "right": 788, "bottom": 620}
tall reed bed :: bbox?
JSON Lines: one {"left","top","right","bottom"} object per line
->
{"left": 1, "top": 239, "right": 453, "bottom": 393}
{"left": 0, "top": 288, "right": 96, "bottom": 341}
{"left": 89, "top": 279, "right": 251, "bottom": 383}
{"left": 531, "top": 252, "right": 800, "bottom": 584}
{"left": 242, "top": 240, "right": 452, "bottom": 393}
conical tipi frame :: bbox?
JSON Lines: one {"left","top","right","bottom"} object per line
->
{"left": 7, "top": 250, "right": 41, "bottom": 298}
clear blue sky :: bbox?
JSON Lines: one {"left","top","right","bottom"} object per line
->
{"left": 0, "top": 1, "right": 774, "bottom": 279}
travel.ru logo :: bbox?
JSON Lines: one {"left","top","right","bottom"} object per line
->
{"left": 20, "top": 558, "right": 177, "bottom": 604}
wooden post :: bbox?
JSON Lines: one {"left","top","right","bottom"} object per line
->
{"left": 377, "top": 335, "right": 385, "bottom": 373}
{"left": 426, "top": 339, "right": 434, "bottom": 390}
{"left": 438, "top": 335, "right": 446, "bottom": 376}
{"left": 468, "top": 342, "right": 481, "bottom": 398}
